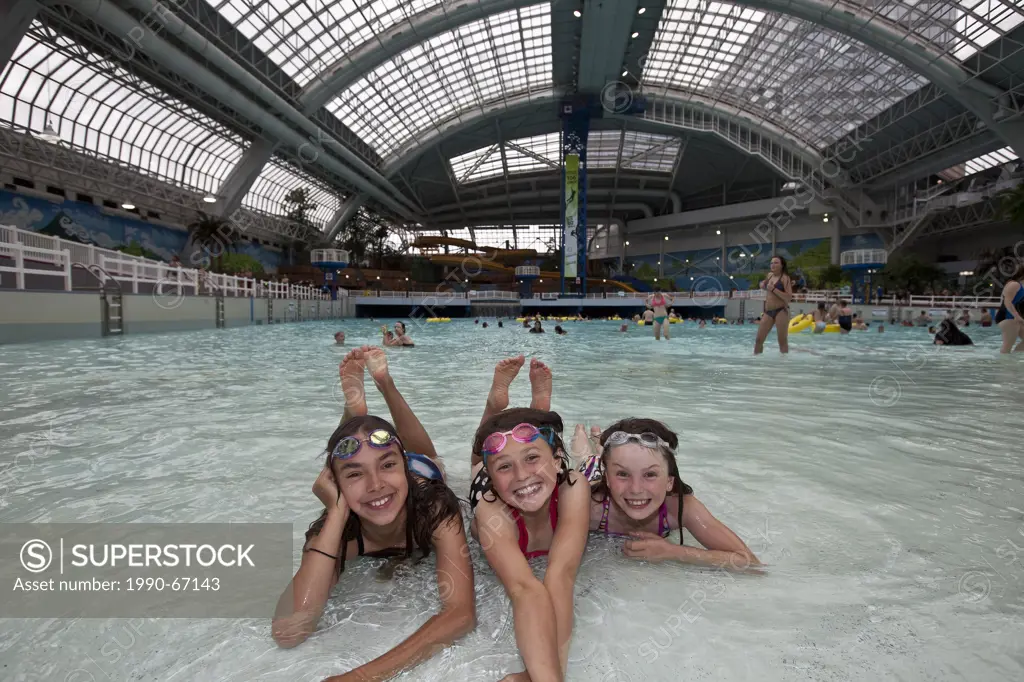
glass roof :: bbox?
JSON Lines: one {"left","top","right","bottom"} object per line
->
{"left": 449, "top": 130, "right": 680, "bottom": 183}
{"left": 243, "top": 160, "right": 342, "bottom": 230}
{"left": 326, "top": 4, "right": 552, "bottom": 159}
{"left": 964, "top": 147, "right": 1019, "bottom": 175}
{"left": 0, "top": 25, "right": 244, "bottom": 195}
{"left": 210, "top": 0, "right": 445, "bottom": 88}
{"left": 643, "top": 0, "right": 1024, "bottom": 150}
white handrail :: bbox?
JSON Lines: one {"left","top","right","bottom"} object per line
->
{"left": 0, "top": 242, "right": 72, "bottom": 290}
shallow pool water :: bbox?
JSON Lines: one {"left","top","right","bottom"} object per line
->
{"left": 1, "top": 318, "right": 1023, "bottom": 681}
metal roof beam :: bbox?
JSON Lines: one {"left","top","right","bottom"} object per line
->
{"left": 0, "top": 0, "right": 37, "bottom": 75}
{"left": 735, "top": 0, "right": 1023, "bottom": 156}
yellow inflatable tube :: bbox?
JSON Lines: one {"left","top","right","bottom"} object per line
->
{"left": 788, "top": 314, "right": 840, "bottom": 333}
{"left": 788, "top": 314, "right": 813, "bottom": 333}
{"left": 426, "top": 317, "right": 451, "bottom": 323}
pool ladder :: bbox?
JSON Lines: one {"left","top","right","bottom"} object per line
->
{"left": 215, "top": 295, "right": 225, "bottom": 329}
{"left": 73, "top": 263, "right": 123, "bottom": 336}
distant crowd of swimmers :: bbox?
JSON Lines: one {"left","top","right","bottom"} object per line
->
{"left": 274, "top": 348, "right": 760, "bottom": 682}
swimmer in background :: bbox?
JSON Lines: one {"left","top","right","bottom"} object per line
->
{"left": 530, "top": 319, "right": 545, "bottom": 334}
{"left": 393, "top": 322, "right": 414, "bottom": 347}
{"left": 878, "top": 324, "right": 885, "bottom": 333}
{"left": 334, "top": 331, "right": 345, "bottom": 345}
{"left": 827, "top": 299, "right": 840, "bottom": 324}
{"left": 573, "top": 419, "right": 758, "bottom": 569}
{"left": 915, "top": 310, "right": 932, "bottom": 327}
{"left": 698, "top": 319, "right": 706, "bottom": 328}
{"left": 934, "top": 319, "right": 973, "bottom": 346}
{"left": 981, "top": 309, "right": 993, "bottom": 327}
{"left": 641, "top": 307, "right": 655, "bottom": 326}
{"left": 852, "top": 314, "right": 867, "bottom": 331}
{"left": 996, "top": 263, "right": 1024, "bottom": 353}
{"left": 498, "top": 320, "right": 504, "bottom": 328}
{"left": 482, "top": 322, "right": 489, "bottom": 329}
{"left": 646, "top": 289, "right": 674, "bottom": 341}
{"left": 668, "top": 308, "right": 679, "bottom": 322}
{"left": 554, "top": 325, "right": 568, "bottom": 335}
{"left": 811, "top": 302, "right": 828, "bottom": 333}
{"left": 754, "top": 255, "right": 793, "bottom": 354}
{"left": 836, "top": 299, "right": 853, "bottom": 333}
{"left": 273, "top": 347, "right": 472, "bottom": 681}
{"left": 619, "top": 323, "right": 629, "bottom": 332}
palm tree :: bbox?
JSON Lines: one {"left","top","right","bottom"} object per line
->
{"left": 186, "top": 212, "right": 239, "bottom": 269}
{"left": 999, "top": 183, "right": 1024, "bottom": 227}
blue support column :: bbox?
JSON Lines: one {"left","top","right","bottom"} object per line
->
{"left": 560, "top": 108, "right": 590, "bottom": 295}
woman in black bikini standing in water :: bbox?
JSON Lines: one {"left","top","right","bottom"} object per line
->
{"left": 754, "top": 256, "right": 793, "bottom": 354}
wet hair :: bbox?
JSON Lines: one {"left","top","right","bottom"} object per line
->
{"left": 472, "top": 408, "right": 575, "bottom": 504}
{"left": 304, "top": 415, "right": 461, "bottom": 577}
{"left": 592, "top": 418, "right": 693, "bottom": 545}
{"left": 817, "top": 302, "right": 826, "bottom": 310}
{"left": 395, "top": 321, "right": 406, "bottom": 334}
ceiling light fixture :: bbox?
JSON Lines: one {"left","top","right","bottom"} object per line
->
{"left": 38, "top": 121, "right": 61, "bottom": 144}
{"left": 573, "top": 9, "right": 581, "bottom": 17}
{"left": 202, "top": 194, "right": 217, "bottom": 203}
{"left": 639, "top": 7, "right": 646, "bottom": 14}
{"left": 631, "top": 31, "right": 639, "bottom": 38}
{"left": 121, "top": 202, "right": 135, "bottom": 210}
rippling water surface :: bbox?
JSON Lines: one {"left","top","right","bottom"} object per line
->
{"left": 1, "top": 319, "right": 1023, "bottom": 681}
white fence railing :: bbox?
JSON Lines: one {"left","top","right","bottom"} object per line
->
{"left": 0, "top": 224, "right": 328, "bottom": 299}
{"left": 0, "top": 242, "right": 72, "bottom": 290}
{"left": 840, "top": 249, "right": 888, "bottom": 266}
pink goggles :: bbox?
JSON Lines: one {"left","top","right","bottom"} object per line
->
{"left": 481, "top": 423, "right": 555, "bottom": 460}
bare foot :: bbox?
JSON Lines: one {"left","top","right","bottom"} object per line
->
{"left": 529, "top": 357, "right": 552, "bottom": 411}
{"left": 487, "top": 355, "right": 525, "bottom": 413}
{"left": 339, "top": 348, "right": 368, "bottom": 416}
{"left": 589, "top": 425, "right": 602, "bottom": 450}
{"left": 364, "top": 345, "right": 389, "bottom": 386}
{"left": 571, "top": 424, "right": 595, "bottom": 461}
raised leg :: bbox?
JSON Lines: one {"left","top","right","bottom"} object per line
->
{"left": 529, "top": 357, "right": 552, "bottom": 411}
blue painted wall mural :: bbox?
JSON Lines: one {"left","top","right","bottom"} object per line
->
{"left": 617, "top": 234, "right": 882, "bottom": 292}
{"left": 0, "top": 190, "right": 283, "bottom": 272}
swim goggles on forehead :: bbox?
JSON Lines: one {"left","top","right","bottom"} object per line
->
{"left": 330, "top": 429, "right": 444, "bottom": 481}
{"left": 331, "top": 429, "right": 400, "bottom": 460}
{"left": 602, "top": 431, "right": 674, "bottom": 453}
{"left": 481, "top": 423, "right": 556, "bottom": 459}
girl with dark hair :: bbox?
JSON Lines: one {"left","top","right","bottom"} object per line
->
{"left": 754, "top": 255, "right": 793, "bottom": 354}
{"left": 577, "top": 418, "right": 759, "bottom": 569}
{"left": 273, "top": 347, "right": 474, "bottom": 682}
{"left": 468, "top": 359, "right": 589, "bottom": 682}
{"left": 996, "top": 264, "right": 1024, "bottom": 353}
{"left": 934, "top": 320, "right": 973, "bottom": 346}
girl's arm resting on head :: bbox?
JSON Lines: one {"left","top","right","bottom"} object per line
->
{"left": 476, "top": 501, "right": 563, "bottom": 682}
{"left": 680, "top": 496, "right": 760, "bottom": 569}
{"left": 326, "top": 516, "right": 476, "bottom": 682}
{"left": 272, "top": 507, "right": 347, "bottom": 647}
{"left": 375, "top": 375, "right": 440, "bottom": 464}
{"left": 542, "top": 477, "right": 591, "bottom": 675}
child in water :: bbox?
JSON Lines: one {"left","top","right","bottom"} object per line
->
{"left": 576, "top": 418, "right": 759, "bottom": 569}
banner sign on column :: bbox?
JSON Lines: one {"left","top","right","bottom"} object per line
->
{"left": 563, "top": 153, "right": 579, "bottom": 279}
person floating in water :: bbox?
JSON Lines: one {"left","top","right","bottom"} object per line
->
{"left": 383, "top": 322, "right": 414, "bottom": 347}
{"left": 554, "top": 325, "right": 567, "bottom": 335}
{"left": 933, "top": 320, "right": 973, "bottom": 346}
{"left": 574, "top": 418, "right": 759, "bottom": 569}
{"left": 530, "top": 319, "right": 545, "bottom": 334}
{"left": 646, "top": 289, "right": 674, "bottom": 341}
{"left": 333, "top": 331, "right": 345, "bottom": 345}
{"left": 273, "top": 347, "right": 473, "bottom": 682}
{"left": 754, "top": 256, "right": 793, "bottom": 354}
{"left": 468, "top": 356, "right": 589, "bottom": 682}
